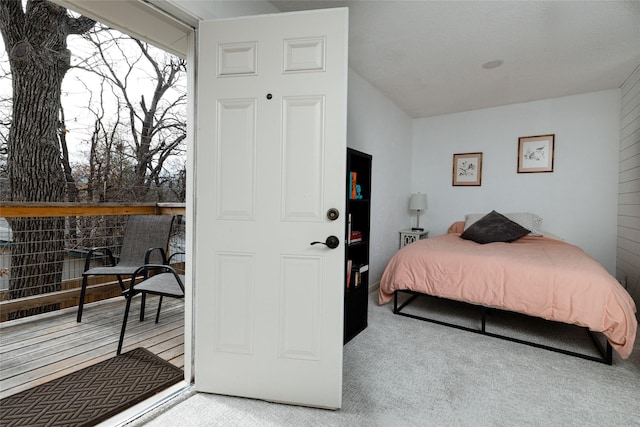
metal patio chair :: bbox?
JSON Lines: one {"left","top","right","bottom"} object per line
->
{"left": 76, "top": 215, "right": 175, "bottom": 322}
{"left": 117, "top": 253, "right": 185, "bottom": 354}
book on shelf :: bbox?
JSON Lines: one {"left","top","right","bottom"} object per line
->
{"left": 354, "top": 271, "right": 361, "bottom": 287}
{"left": 350, "top": 263, "right": 368, "bottom": 288}
{"left": 355, "top": 264, "right": 369, "bottom": 273}
{"left": 349, "top": 230, "right": 363, "bottom": 244}
{"left": 350, "top": 171, "right": 357, "bottom": 199}
{"left": 346, "top": 259, "right": 352, "bottom": 289}
{"left": 348, "top": 268, "right": 359, "bottom": 288}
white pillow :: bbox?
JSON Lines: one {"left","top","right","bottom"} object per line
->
{"left": 464, "top": 212, "right": 543, "bottom": 236}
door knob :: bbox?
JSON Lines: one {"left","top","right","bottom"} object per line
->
{"left": 310, "top": 235, "right": 340, "bottom": 249}
{"left": 326, "top": 208, "right": 339, "bottom": 221}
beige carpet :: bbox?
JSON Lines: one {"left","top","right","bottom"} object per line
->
{"left": 132, "top": 292, "right": 640, "bottom": 427}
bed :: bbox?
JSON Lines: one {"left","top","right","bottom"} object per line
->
{"left": 379, "top": 217, "right": 637, "bottom": 364}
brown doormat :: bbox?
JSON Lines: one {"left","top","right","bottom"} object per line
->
{"left": 0, "top": 347, "right": 183, "bottom": 427}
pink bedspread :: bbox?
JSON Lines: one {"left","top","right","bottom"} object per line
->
{"left": 379, "top": 233, "right": 637, "bottom": 358}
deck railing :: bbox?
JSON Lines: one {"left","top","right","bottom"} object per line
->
{"left": 0, "top": 203, "right": 185, "bottom": 322}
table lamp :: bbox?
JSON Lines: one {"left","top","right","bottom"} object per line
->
{"left": 409, "top": 193, "right": 427, "bottom": 231}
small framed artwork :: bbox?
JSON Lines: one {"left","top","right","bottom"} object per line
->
{"left": 452, "top": 152, "right": 482, "bottom": 186}
{"left": 518, "top": 134, "right": 555, "bottom": 173}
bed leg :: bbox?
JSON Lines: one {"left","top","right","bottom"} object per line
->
{"left": 393, "top": 290, "right": 420, "bottom": 314}
{"left": 585, "top": 330, "right": 613, "bottom": 365}
{"left": 394, "top": 291, "right": 398, "bottom": 313}
{"left": 481, "top": 307, "right": 487, "bottom": 333}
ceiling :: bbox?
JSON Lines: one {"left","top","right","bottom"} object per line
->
{"left": 270, "top": 1, "right": 640, "bottom": 118}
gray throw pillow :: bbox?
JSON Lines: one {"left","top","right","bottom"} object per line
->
{"left": 460, "top": 210, "right": 531, "bottom": 244}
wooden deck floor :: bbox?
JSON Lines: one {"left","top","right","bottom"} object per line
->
{"left": 0, "top": 294, "right": 184, "bottom": 399}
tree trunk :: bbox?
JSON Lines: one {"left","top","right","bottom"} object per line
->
{"left": 0, "top": 0, "right": 95, "bottom": 319}
{"left": 59, "top": 107, "right": 79, "bottom": 204}
{"left": 59, "top": 107, "right": 79, "bottom": 241}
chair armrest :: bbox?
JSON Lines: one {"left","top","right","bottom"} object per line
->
{"left": 83, "top": 247, "right": 116, "bottom": 272}
{"left": 168, "top": 252, "right": 186, "bottom": 264}
{"left": 144, "top": 247, "right": 168, "bottom": 265}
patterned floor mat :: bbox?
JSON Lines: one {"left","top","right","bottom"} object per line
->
{"left": 0, "top": 347, "right": 183, "bottom": 427}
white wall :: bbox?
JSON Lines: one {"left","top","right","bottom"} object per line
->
{"left": 617, "top": 65, "right": 640, "bottom": 307}
{"left": 412, "top": 90, "right": 621, "bottom": 273}
{"left": 347, "top": 70, "right": 413, "bottom": 286}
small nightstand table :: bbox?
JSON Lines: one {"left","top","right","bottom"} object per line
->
{"left": 399, "top": 229, "right": 429, "bottom": 248}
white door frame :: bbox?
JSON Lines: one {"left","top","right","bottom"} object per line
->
{"left": 52, "top": 0, "right": 198, "bottom": 386}
{"left": 183, "top": 26, "right": 196, "bottom": 387}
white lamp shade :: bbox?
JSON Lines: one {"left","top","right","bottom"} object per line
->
{"left": 409, "top": 193, "right": 427, "bottom": 211}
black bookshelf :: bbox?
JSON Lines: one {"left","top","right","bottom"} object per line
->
{"left": 344, "top": 148, "right": 371, "bottom": 343}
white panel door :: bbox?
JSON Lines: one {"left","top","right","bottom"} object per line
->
{"left": 195, "top": 9, "right": 348, "bottom": 409}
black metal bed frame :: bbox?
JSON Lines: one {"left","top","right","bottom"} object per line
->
{"left": 393, "top": 290, "right": 613, "bottom": 365}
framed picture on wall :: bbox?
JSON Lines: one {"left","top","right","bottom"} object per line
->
{"left": 452, "top": 152, "right": 482, "bottom": 186}
{"left": 517, "top": 134, "right": 555, "bottom": 173}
